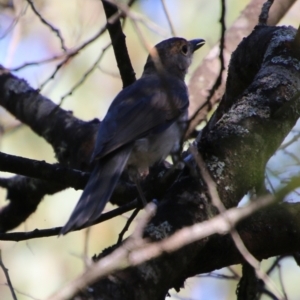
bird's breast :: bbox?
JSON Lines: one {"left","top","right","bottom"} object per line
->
{"left": 127, "top": 112, "right": 187, "bottom": 177}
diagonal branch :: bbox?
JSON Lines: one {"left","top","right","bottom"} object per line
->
{"left": 102, "top": 0, "right": 136, "bottom": 88}
{"left": 0, "top": 250, "right": 17, "bottom": 300}
{"left": 0, "top": 152, "right": 88, "bottom": 189}
{"left": 26, "top": 0, "right": 67, "bottom": 52}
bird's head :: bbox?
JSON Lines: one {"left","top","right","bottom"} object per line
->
{"left": 143, "top": 37, "right": 205, "bottom": 80}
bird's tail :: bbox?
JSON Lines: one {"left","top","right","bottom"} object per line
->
{"left": 60, "top": 145, "right": 132, "bottom": 235}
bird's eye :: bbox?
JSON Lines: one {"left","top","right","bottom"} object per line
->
{"left": 181, "top": 45, "right": 188, "bottom": 55}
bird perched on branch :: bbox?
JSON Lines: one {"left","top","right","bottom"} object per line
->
{"left": 61, "top": 37, "right": 205, "bottom": 235}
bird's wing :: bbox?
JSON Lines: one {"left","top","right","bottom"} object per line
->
{"left": 92, "top": 76, "right": 188, "bottom": 160}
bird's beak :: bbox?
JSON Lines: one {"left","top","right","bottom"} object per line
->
{"left": 189, "top": 39, "right": 205, "bottom": 52}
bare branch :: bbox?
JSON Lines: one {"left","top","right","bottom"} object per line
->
{"left": 0, "top": 2, "right": 28, "bottom": 40}
{"left": 278, "top": 261, "right": 288, "bottom": 300}
{"left": 26, "top": 0, "right": 67, "bottom": 52}
{"left": 104, "top": 0, "right": 168, "bottom": 37}
{"left": 186, "top": 0, "right": 226, "bottom": 138}
{"left": 0, "top": 199, "right": 138, "bottom": 241}
{"left": 58, "top": 42, "right": 112, "bottom": 105}
{"left": 117, "top": 207, "right": 140, "bottom": 244}
{"left": 38, "top": 6, "right": 124, "bottom": 90}
{"left": 161, "top": 0, "right": 176, "bottom": 36}
{"left": 190, "top": 146, "right": 283, "bottom": 299}
{"left": 0, "top": 250, "right": 17, "bottom": 300}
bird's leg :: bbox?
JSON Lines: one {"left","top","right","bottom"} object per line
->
{"left": 134, "top": 176, "right": 148, "bottom": 207}
{"left": 128, "top": 166, "right": 148, "bottom": 208}
{"left": 159, "top": 151, "right": 187, "bottom": 184}
{"left": 171, "top": 152, "right": 185, "bottom": 170}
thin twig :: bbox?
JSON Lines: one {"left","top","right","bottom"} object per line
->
{"left": 186, "top": 0, "right": 226, "bottom": 138}
{"left": 161, "top": 0, "right": 176, "bottom": 36}
{"left": 10, "top": 53, "right": 68, "bottom": 72}
{"left": 39, "top": 8, "right": 124, "bottom": 90}
{"left": 39, "top": 52, "right": 77, "bottom": 90}
{"left": 265, "top": 171, "right": 276, "bottom": 193}
{"left": 83, "top": 227, "right": 91, "bottom": 268}
{"left": 197, "top": 272, "right": 239, "bottom": 281}
{"left": 256, "top": 256, "right": 288, "bottom": 300}
{"left": 0, "top": 250, "right": 17, "bottom": 300}
{"left": 104, "top": 0, "right": 168, "bottom": 37}
{"left": 228, "top": 266, "right": 241, "bottom": 279}
{"left": 279, "top": 131, "right": 300, "bottom": 150}
{"left": 5, "top": 285, "right": 39, "bottom": 300}
{"left": 266, "top": 256, "right": 286, "bottom": 275}
{"left": 10, "top": 0, "right": 135, "bottom": 79}
{"left": 282, "top": 149, "right": 300, "bottom": 164}
{"left": 260, "top": 289, "right": 279, "bottom": 300}
{"left": 117, "top": 207, "right": 140, "bottom": 244}
{"left": 0, "top": 200, "right": 138, "bottom": 241}
{"left": 189, "top": 145, "right": 284, "bottom": 299}
{"left": 26, "top": 0, "right": 67, "bottom": 52}
{"left": 130, "top": 18, "right": 152, "bottom": 52}
{"left": 0, "top": 2, "right": 28, "bottom": 40}
{"left": 278, "top": 261, "right": 288, "bottom": 300}
{"left": 58, "top": 41, "right": 112, "bottom": 105}
{"left": 231, "top": 230, "right": 284, "bottom": 299}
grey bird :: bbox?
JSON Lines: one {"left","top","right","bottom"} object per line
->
{"left": 61, "top": 37, "right": 205, "bottom": 235}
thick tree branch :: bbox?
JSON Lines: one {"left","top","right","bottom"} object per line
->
{"left": 0, "top": 176, "right": 64, "bottom": 231}
{"left": 0, "top": 70, "right": 99, "bottom": 230}
{"left": 202, "top": 25, "right": 300, "bottom": 208}
{"left": 187, "top": 0, "right": 297, "bottom": 136}
{"left": 0, "top": 151, "right": 88, "bottom": 231}
{"left": 0, "top": 70, "right": 98, "bottom": 168}
{"left": 0, "top": 152, "right": 88, "bottom": 189}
